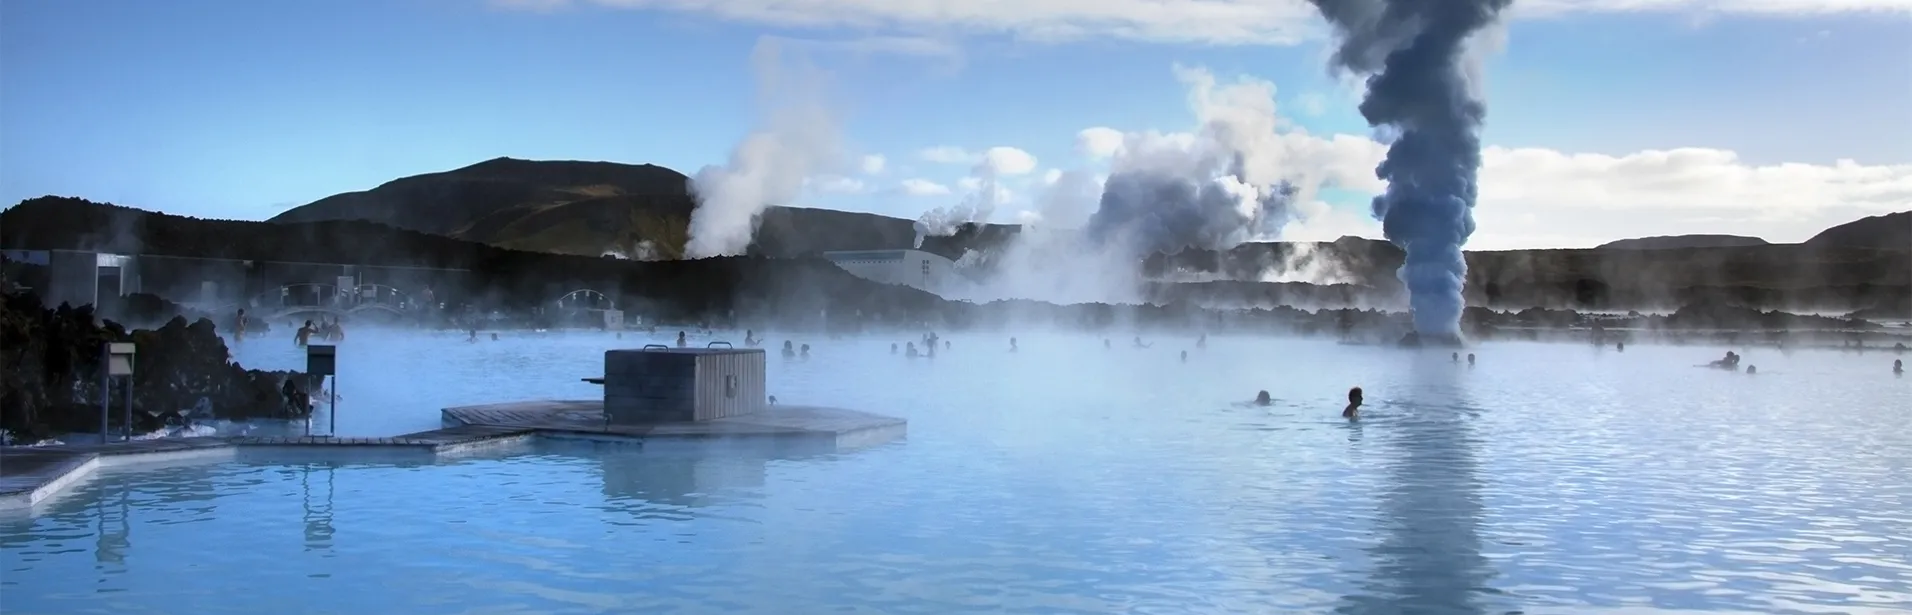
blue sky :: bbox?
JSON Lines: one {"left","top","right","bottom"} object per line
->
{"left": 2, "top": 0, "right": 1907, "bottom": 248}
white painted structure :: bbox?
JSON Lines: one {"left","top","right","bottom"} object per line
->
{"left": 821, "top": 249, "right": 958, "bottom": 293}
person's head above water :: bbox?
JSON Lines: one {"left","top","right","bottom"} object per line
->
{"left": 784, "top": 340, "right": 794, "bottom": 350}
{"left": 1466, "top": 353, "right": 1476, "bottom": 365}
{"left": 1255, "top": 390, "right": 1271, "bottom": 405}
{"left": 1348, "top": 387, "right": 1364, "bottom": 406}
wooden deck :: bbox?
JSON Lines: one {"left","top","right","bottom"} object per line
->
{"left": 2, "top": 401, "right": 904, "bottom": 511}
{"left": 441, "top": 400, "right": 907, "bottom": 445}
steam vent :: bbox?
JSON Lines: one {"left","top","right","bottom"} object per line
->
{"left": 439, "top": 346, "right": 906, "bottom": 453}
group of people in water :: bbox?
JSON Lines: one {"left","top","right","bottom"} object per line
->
{"left": 294, "top": 317, "right": 345, "bottom": 346}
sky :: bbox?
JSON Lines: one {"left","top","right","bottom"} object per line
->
{"left": 2, "top": 0, "right": 1908, "bottom": 250}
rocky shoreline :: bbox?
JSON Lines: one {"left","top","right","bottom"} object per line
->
{"left": 0, "top": 290, "right": 316, "bottom": 444}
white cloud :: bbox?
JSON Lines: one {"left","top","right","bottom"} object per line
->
{"left": 1076, "top": 127, "right": 1125, "bottom": 159}
{"left": 918, "top": 146, "right": 973, "bottom": 164}
{"left": 500, "top": 0, "right": 1911, "bottom": 46}
{"left": 860, "top": 154, "right": 887, "bottom": 175}
{"left": 1041, "top": 168, "right": 1064, "bottom": 185}
{"left": 899, "top": 178, "right": 952, "bottom": 196}
{"left": 956, "top": 176, "right": 982, "bottom": 192}
{"left": 980, "top": 146, "right": 1039, "bottom": 176}
{"left": 808, "top": 175, "right": 867, "bottom": 194}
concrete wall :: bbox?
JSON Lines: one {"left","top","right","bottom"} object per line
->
{"left": 44, "top": 250, "right": 99, "bottom": 309}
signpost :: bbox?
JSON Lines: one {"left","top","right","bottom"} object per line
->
{"left": 102, "top": 342, "right": 135, "bottom": 444}
{"left": 306, "top": 344, "right": 337, "bottom": 436}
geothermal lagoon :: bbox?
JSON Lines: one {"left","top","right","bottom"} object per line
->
{"left": 3, "top": 330, "right": 1910, "bottom": 614}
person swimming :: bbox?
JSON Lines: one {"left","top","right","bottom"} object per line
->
{"left": 782, "top": 340, "right": 797, "bottom": 359}
{"left": 1466, "top": 353, "right": 1476, "bottom": 367}
{"left": 676, "top": 331, "right": 689, "bottom": 348}
{"left": 745, "top": 330, "right": 760, "bottom": 346}
{"left": 1745, "top": 365, "right": 1757, "bottom": 375}
{"left": 1451, "top": 352, "right": 1460, "bottom": 363}
{"left": 891, "top": 343, "right": 899, "bottom": 354}
{"left": 1617, "top": 341, "right": 1625, "bottom": 352}
{"left": 1708, "top": 351, "right": 1741, "bottom": 369}
{"left": 906, "top": 342, "right": 920, "bottom": 359}
{"left": 800, "top": 343, "right": 811, "bottom": 359}
{"left": 944, "top": 340, "right": 950, "bottom": 351}
{"left": 1254, "top": 390, "right": 1272, "bottom": 406}
{"left": 490, "top": 332, "right": 498, "bottom": 341}
{"left": 295, "top": 320, "right": 315, "bottom": 347}
{"left": 1009, "top": 337, "right": 1018, "bottom": 352}
{"left": 1894, "top": 359, "right": 1904, "bottom": 375}
{"left": 1132, "top": 336, "right": 1151, "bottom": 349}
{"left": 1343, "top": 387, "right": 1363, "bottom": 420}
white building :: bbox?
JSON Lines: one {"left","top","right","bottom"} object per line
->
{"left": 821, "top": 249, "right": 959, "bottom": 294}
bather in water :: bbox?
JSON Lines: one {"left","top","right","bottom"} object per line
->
{"left": 782, "top": 340, "right": 797, "bottom": 359}
{"left": 1343, "top": 387, "right": 1363, "bottom": 420}
{"left": 1009, "top": 337, "right": 1018, "bottom": 352}
{"left": 1895, "top": 359, "right": 1903, "bottom": 375}
{"left": 1254, "top": 390, "right": 1272, "bottom": 406}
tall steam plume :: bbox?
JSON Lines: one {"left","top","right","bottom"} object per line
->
{"left": 1306, "top": 0, "right": 1512, "bottom": 338}
{"left": 686, "top": 39, "right": 840, "bottom": 259}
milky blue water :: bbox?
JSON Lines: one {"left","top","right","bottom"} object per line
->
{"left": 4, "top": 330, "right": 1911, "bottom": 614}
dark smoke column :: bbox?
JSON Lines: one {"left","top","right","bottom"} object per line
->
{"left": 1307, "top": 0, "right": 1512, "bottom": 340}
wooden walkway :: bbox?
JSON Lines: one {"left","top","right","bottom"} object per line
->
{"left": 3, "top": 400, "right": 904, "bottom": 511}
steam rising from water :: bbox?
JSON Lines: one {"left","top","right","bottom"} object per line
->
{"left": 687, "top": 39, "right": 841, "bottom": 259}
{"left": 1306, "top": 0, "right": 1513, "bottom": 337}
{"left": 953, "top": 67, "right": 1330, "bottom": 304}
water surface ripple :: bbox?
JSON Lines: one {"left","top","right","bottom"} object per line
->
{"left": 3, "top": 332, "right": 1909, "bottom": 614}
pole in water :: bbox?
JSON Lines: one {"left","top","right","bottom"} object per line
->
{"left": 100, "top": 370, "right": 110, "bottom": 445}
{"left": 123, "top": 378, "right": 133, "bottom": 442}
{"left": 329, "top": 376, "right": 337, "bottom": 436}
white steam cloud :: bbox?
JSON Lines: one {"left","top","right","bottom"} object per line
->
{"left": 912, "top": 146, "right": 1038, "bottom": 247}
{"left": 686, "top": 39, "right": 843, "bottom": 259}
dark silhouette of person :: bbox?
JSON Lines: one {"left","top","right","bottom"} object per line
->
{"left": 1009, "top": 337, "right": 1018, "bottom": 352}
{"left": 1343, "top": 387, "right": 1364, "bottom": 420}
{"left": 1254, "top": 391, "right": 1272, "bottom": 406}
{"left": 1179, "top": 350, "right": 1188, "bottom": 363}
{"left": 676, "top": 331, "right": 688, "bottom": 348}
{"left": 295, "top": 320, "right": 315, "bottom": 347}
{"left": 891, "top": 343, "right": 898, "bottom": 354}
{"left": 1894, "top": 359, "right": 1903, "bottom": 376}
{"left": 782, "top": 340, "right": 797, "bottom": 359}
{"left": 906, "top": 342, "right": 920, "bottom": 359}
{"left": 1466, "top": 353, "right": 1476, "bottom": 367}
{"left": 800, "top": 343, "right": 811, "bottom": 359}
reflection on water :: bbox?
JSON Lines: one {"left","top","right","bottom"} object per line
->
{"left": 3, "top": 333, "right": 1910, "bottom": 614}
{"left": 1340, "top": 362, "right": 1493, "bottom": 615}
